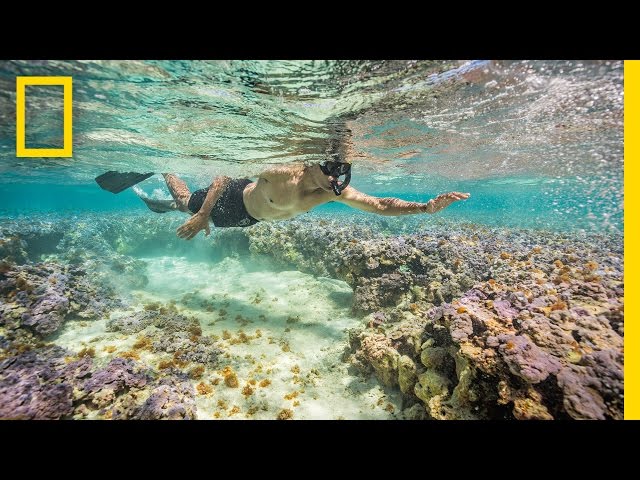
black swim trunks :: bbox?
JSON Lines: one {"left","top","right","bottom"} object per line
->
{"left": 188, "top": 178, "right": 259, "bottom": 228}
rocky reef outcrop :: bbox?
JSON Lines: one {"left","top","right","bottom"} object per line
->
{"left": 0, "top": 213, "right": 623, "bottom": 420}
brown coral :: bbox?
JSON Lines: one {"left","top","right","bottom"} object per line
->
{"left": 77, "top": 347, "right": 95, "bottom": 358}
{"left": 277, "top": 409, "right": 294, "bottom": 420}
{"left": 221, "top": 366, "right": 239, "bottom": 388}
{"left": 196, "top": 382, "right": 213, "bottom": 395}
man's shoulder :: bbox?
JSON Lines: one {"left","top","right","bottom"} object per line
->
{"left": 259, "top": 164, "right": 304, "bottom": 180}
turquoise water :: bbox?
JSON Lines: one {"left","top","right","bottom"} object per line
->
{"left": 0, "top": 60, "right": 623, "bottom": 232}
{"left": 0, "top": 61, "right": 624, "bottom": 420}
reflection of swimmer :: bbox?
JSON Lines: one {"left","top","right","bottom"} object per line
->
{"left": 96, "top": 161, "right": 469, "bottom": 240}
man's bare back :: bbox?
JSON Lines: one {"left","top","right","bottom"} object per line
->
{"left": 148, "top": 162, "right": 469, "bottom": 240}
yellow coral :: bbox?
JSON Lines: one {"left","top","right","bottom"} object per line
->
{"left": 196, "top": 382, "right": 213, "bottom": 395}
{"left": 284, "top": 391, "right": 299, "bottom": 400}
{"left": 172, "top": 351, "right": 189, "bottom": 368}
{"left": 77, "top": 347, "right": 95, "bottom": 358}
{"left": 158, "top": 359, "right": 174, "bottom": 370}
{"left": 220, "top": 366, "right": 239, "bottom": 388}
{"left": 277, "top": 409, "right": 294, "bottom": 420}
{"left": 550, "top": 301, "right": 567, "bottom": 311}
{"left": 120, "top": 350, "right": 140, "bottom": 360}
{"left": 242, "top": 384, "right": 254, "bottom": 397}
{"left": 132, "top": 336, "right": 153, "bottom": 351}
{"left": 189, "top": 365, "right": 205, "bottom": 379}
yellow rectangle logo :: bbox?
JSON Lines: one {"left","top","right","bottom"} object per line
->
{"left": 16, "top": 76, "right": 73, "bottom": 157}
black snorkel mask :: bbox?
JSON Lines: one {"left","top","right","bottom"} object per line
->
{"left": 320, "top": 161, "right": 352, "bottom": 196}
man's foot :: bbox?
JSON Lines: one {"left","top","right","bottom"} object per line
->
{"left": 134, "top": 186, "right": 178, "bottom": 213}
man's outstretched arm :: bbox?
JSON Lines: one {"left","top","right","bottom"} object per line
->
{"left": 335, "top": 186, "right": 470, "bottom": 216}
{"left": 176, "top": 176, "right": 231, "bottom": 240}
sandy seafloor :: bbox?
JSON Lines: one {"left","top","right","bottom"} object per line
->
{"left": 0, "top": 212, "right": 624, "bottom": 420}
{"left": 53, "top": 256, "right": 400, "bottom": 419}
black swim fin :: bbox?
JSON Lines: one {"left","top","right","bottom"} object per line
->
{"left": 95, "top": 171, "right": 155, "bottom": 194}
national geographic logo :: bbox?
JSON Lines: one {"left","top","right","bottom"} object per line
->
{"left": 16, "top": 76, "right": 72, "bottom": 157}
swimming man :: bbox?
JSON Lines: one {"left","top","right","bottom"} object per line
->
{"left": 131, "top": 160, "right": 470, "bottom": 240}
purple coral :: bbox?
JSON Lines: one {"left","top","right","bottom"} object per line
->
{"left": 21, "top": 292, "right": 69, "bottom": 336}
{"left": 83, "top": 358, "right": 149, "bottom": 397}
{"left": 0, "top": 346, "right": 87, "bottom": 419}
{"left": 497, "top": 334, "right": 561, "bottom": 384}
{"left": 131, "top": 377, "right": 197, "bottom": 420}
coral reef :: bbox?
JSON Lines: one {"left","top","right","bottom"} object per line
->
{"left": 0, "top": 344, "right": 198, "bottom": 420}
{"left": 0, "top": 346, "right": 90, "bottom": 419}
{"left": 107, "top": 309, "right": 223, "bottom": 366}
{"left": 80, "top": 358, "right": 150, "bottom": 409}
{"left": 0, "top": 232, "right": 28, "bottom": 264}
{"left": 245, "top": 219, "right": 486, "bottom": 313}
{"left": 1, "top": 262, "right": 122, "bottom": 336}
{"left": 0, "top": 213, "right": 623, "bottom": 420}
{"left": 130, "top": 376, "right": 197, "bottom": 420}
{"left": 106, "top": 309, "right": 197, "bottom": 335}
{"left": 346, "top": 228, "right": 623, "bottom": 420}
{"left": 152, "top": 332, "right": 221, "bottom": 365}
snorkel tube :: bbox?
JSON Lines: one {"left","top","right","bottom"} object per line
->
{"left": 320, "top": 161, "right": 352, "bottom": 196}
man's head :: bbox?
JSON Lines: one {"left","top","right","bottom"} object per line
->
{"left": 319, "top": 160, "right": 352, "bottom": 195}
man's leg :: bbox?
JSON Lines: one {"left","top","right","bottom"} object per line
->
{"left": 162, "top": 173, "right": 192, "bottom": 213}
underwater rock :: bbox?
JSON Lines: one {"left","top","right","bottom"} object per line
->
{"left": 0, "top": 233, "right": 28, "bottom": 264}
{"left": 21, "top": 291, "right": 70, "bottom": 336}
{"left": 130, "top": 376, "right": 197, "bottom": 420}
{"left": 1, "top": 214, "right": 158, "bottom": 300}
{"left": 106, "top": 309, "right": 200, "bottom": 334}
{"left": 496, "top": 334, "right": 561, "bottom": 384}
{"left": 106, "top": 310, "right": 160, "bottom": 334}
{"left": 398, "top": 355, "right": 418, "bottom": 394}
{"left": 556, "top": 349, "right": 623, "bottom": 420}
{"left": 0, "top": 339, "right": 197, "bottom": 420}
{"left": 0, "top": 346, "right": 90, "bottom": 419}
{"left": 358, "top": 333, "right": 399, "bottom": 387}
{"left": 345, "top": 223, "right": 623, "bottom": 420}
{"left": 107, "top": 309, "right": 222, "bottom": 365}
{"left": 1, "top": 261, "right": 122, "bottom": 336}
{"left": 152, "top": 332, "right": 222, "bottom": 365}
{"left": 244, "top": 219, "right": 482, "bottom": 312}
{"left": 354, "top": 273, "right": 414, "bottom": 313}
{"left": 0, "top": 212, "right": 623, "bottom": 420}
{"left": 82, "top": 358, "right": 150, "bottom": 409}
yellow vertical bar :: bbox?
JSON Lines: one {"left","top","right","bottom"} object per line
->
{"left": 15, "top": 77, "right": 26, "bottom": 155}
{"left": 63, "top": 77, "right": 73, "bottom": 157}
{"left": 625, "top": 60, "right": 638, "bottom": 419}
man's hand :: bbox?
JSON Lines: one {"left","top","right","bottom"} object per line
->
{"left": 177, "top": 212, "right": 211, "bottom": 240}
{"left": 426, "top": 192, "right": 470, "bottom": 214}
